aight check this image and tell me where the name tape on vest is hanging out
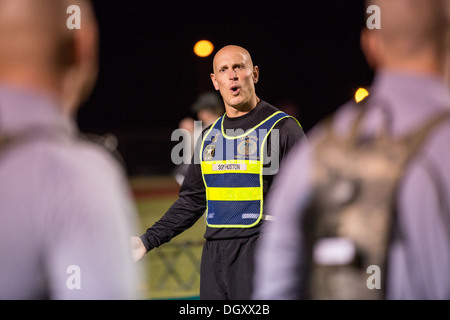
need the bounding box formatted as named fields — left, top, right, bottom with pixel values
left=212, top=163, right=248, bottom=171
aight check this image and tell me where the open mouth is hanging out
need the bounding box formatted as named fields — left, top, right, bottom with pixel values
left=230, top=85, right=241, bottom=95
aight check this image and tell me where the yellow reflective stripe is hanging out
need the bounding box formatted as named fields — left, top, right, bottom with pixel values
left=207, top=221, right=262, bottom=228
left=207, top=187, right=261, bottom=201
left=202, top=160, right=261, bottom=175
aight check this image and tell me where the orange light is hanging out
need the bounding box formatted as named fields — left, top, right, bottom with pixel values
left=355, top=87, right=369, bottom=103
left=194, top=40, right=214, bottom=57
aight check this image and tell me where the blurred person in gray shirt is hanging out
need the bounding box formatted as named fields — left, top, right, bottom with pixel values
left=253, top=0, right=450, bottom=300
left=0, top=0, right=143, bottom=299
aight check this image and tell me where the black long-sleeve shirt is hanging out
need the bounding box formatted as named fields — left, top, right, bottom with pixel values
left=140, top=100, right=307, bottom=251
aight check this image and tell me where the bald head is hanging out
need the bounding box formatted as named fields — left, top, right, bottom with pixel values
left=212, top=45, right=255, bottom=73
left=362, top=0, right=450, bottom=76
left=0, top=0, right=71, bottom=74
left=0, top=0, right=98, bottom=112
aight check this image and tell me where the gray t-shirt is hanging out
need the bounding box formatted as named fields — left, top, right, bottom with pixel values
left=0, top=85, right=143, bottom=299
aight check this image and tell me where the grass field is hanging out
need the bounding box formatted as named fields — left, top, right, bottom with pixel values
left=129, top=175, right=206, bottom=300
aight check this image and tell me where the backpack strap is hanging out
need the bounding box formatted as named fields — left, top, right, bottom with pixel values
left=400, top=111, right=450, bottom=162
left=345, top=96, right=450, bottom=165
left=0, top=125, right=70, bottom=162
left=0, top=135, right=12, bottom=150
left=0, top=133, right=25, bottom=161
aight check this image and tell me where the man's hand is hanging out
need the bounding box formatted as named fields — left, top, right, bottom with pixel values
left=130, top=236, right=147, bottom=262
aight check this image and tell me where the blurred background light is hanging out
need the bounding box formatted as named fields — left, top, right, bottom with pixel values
left=355, top=87, right=369, bottom=103
left=194, top=40, right=214, bottom=57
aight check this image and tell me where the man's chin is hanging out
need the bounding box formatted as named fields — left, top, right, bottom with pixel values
left=226, top=95, right=246, bottom=108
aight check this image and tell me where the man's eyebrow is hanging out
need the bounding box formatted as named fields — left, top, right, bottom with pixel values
left=217, top=64, right=229, bottom=70
left=232, top=63, right=245, bottom=68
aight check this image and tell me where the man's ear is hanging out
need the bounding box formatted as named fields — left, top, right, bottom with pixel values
left=210, top=73, right=219, bottom=90
left=252, top=66, right=259, bottom=84
left=360, top=28, right=382, bottom=70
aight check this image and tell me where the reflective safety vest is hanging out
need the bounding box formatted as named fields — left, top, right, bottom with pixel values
left=200, top=111, right=297, bottom=228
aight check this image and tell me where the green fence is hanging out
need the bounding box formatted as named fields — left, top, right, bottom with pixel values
left=148, top=240, right=204, bottom=299
left=131, top=175, right=206, bottom=300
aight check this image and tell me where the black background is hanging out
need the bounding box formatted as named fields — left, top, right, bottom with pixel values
left=77, top=0, right=374, bottom=175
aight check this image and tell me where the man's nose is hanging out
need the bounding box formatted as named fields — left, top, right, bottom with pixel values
left=228, top=70, right=238, bottom=80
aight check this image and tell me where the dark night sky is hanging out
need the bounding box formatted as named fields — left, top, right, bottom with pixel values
left=77, top=1, right=374, bottom=175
